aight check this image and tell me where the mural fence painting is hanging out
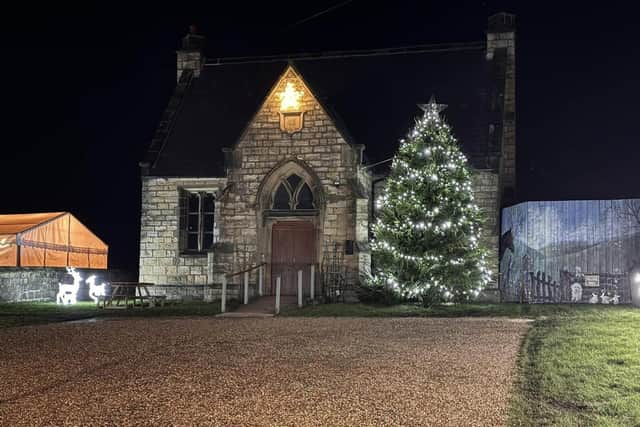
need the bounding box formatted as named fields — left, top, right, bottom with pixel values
left=500, top=199, right=640, bottom=304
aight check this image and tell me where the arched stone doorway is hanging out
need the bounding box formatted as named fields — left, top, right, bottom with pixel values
left=256, top=159, right=324, bottom=296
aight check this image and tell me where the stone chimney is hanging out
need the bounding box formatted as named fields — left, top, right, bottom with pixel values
left=487, top=12, right=516, bottom=207
left=176, top=24, right=206, bottom=82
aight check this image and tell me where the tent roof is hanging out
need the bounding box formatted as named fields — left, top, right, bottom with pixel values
left=0, top=212, right=66, bottom=235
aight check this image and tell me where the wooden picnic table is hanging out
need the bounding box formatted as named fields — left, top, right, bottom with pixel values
left=97, top=282, right=166, bottom=309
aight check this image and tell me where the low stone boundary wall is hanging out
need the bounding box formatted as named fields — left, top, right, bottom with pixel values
left=0, top=268, right=111, bottom=302
left=148, top=283, right=242, bottom=301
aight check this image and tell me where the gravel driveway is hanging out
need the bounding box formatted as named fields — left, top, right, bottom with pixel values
left=0, top=317, right=528, bottom=426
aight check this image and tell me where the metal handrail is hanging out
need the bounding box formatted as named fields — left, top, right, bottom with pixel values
left=225, top=262, right=266, bottom=278
left=219, top=262, right=317, bottom=314
left=220, top=262, right=267, bottom=312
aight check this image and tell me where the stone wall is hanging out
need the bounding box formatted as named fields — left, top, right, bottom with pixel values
left=487, top=13, right=517, bottom=205
left=0, top=268, right=109, bottom=302
left=176, top=51, right=203, bottom=82
left=472, top=170, right=500, bottom=288
left=146, top=283, right=242, bottom=301
left=355, top=166, right=372, bottom=277
left=139, top=177, right=227, bottom=286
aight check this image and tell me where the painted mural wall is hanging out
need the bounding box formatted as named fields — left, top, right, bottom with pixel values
left=500, top=199, right=640, bottom=304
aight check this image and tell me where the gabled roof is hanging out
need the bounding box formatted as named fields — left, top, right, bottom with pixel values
left=0, top=212, right=66, bottom=234
left=145, top=46, right=494, bottom=177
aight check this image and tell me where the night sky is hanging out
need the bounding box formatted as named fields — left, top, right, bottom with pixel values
left=2, top=2, right=639, bottom=273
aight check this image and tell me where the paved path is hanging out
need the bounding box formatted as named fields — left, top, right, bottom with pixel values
left=0, top=317, right=529, bottom=426
left=218, top=296, right=298, bottom=317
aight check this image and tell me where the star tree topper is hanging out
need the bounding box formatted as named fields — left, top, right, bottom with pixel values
left=418, top=95, right=447, bottom=122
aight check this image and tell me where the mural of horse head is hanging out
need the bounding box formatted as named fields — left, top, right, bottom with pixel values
left=499, top=228, right=515, bottom=261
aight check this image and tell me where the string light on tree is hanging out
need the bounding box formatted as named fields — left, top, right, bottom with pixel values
left=371, top=95, right=491, bottom=306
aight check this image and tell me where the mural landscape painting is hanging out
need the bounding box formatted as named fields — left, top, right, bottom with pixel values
left=500, top=199, right=640, bottom=303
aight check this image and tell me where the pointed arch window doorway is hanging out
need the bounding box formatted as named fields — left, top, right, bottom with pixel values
left=268, top=174, right=318, bottom=216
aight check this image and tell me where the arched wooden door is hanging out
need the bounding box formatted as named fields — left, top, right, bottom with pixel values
left=271, top=221, right=316, bottom=296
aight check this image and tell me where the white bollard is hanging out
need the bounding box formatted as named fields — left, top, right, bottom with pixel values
left=244, top=271, right=249, bottom=305
left=298, top=269, right=303, bottom=308
left=258, top=265, right=263, bottom=297
left=275, top=276, right=281, bottom=314
left=310, top=264, right=315, bottom=301
left=221, top=276, right=227, bottom=313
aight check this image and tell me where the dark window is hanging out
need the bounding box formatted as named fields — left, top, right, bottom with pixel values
left=188, top=212, right=199, bottom=231
left=286, top=174, right=302, bottom=191
left=203, top=232, right=214, bottom=250
left=273, top=183, right=291, bottom=210
left=203, top=194, right=215, bottom=212
left=188, top=194, right=199, bottom=212
left=203, top=214, right=215, bottom=230
left=202, top=192, right=215, bottom=250
left=272, top=174, right=315, bottom=211
left=180, top=190, right=217, bottom=252
left=187, top=233, right=199, bottom=251
left=296, top=183, right=314, bottom=209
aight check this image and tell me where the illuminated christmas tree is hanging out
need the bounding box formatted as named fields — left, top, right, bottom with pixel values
left=371, top=96, right=491, bottom=305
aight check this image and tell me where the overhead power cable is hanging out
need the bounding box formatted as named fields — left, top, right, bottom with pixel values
left=205, top=41, right=486, bottom=66
left=287, top=0, right=354, bottom=29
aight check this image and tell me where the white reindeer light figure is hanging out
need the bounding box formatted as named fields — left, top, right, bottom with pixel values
left=611, top=293, right=620, bottom=305
left=57, top=267, right=82, bottom=305
left=570, top=282, right=583, bottom=303
left=86, top=275, right=106, bottom=303
left=589, top=293, right=599, bottom=304
left=600, top=291, right=611, bottom=305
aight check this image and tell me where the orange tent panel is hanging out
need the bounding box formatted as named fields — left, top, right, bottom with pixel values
left=0, top=234, right=17, bottom=267
left=44, top=249, right=68, bottom=268
left=20, top=246, right=45, bottom=267
left=0, top=212, right=108, bottom=269
left=69, top=215, right=107, bottom=251
left=89, top=253, right=108, bottom=269
left=0, top=213, right=65, bottom=234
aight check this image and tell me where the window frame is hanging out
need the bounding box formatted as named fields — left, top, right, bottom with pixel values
left=266, top=174, right=318, bottom=217
left=179, top=188, right=218, bottom=254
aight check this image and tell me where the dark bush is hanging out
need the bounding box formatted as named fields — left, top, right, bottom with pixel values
left=420, top=286, right=445, bottom=308
left=355, top=282, right=401, bottom=306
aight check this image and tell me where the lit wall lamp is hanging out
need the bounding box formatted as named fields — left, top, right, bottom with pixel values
left=279, top=82, right=302, bottom=111
left=278, top=81, right=306, bottom=134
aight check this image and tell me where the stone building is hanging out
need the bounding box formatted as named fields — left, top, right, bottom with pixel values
left=138, top=13, right=516, bottom=299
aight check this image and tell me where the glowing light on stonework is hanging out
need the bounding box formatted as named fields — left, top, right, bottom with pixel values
left=57, top=267, right=82, bottom=305
left=279, top=82, right=303, bottom=111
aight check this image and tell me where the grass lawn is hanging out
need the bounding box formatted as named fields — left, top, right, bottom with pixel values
left=0, top=300, right=226, bottom=328
left=510, top=307, right=640, bottom=426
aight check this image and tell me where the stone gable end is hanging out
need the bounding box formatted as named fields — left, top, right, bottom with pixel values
left=234, top=66, right=353, bottom=200
left=219, top=65, right=368, bottom=279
